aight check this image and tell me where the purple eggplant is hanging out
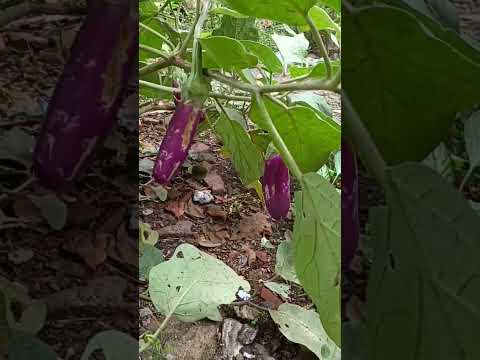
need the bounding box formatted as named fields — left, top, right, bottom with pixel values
left=153, top=102, right=204, bottom=184
left=263, top=155, right=290, bottom=219
left=341, top=140, right=360, bottom=270
left=33, top=0, right=138, bottom=189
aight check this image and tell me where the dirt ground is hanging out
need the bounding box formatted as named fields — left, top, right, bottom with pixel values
left=138, top=90, right=341, bottom=359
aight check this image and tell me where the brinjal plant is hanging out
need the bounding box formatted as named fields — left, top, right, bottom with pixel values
left=139, top=0, right=342, bottom=356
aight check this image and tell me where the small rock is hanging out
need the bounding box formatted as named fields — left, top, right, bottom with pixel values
left=234, top=305, right=260, bottom=321
left=237, top=290, right=251, bottom=301
left=193, top=190, right=214, bottom=204
left=238, top=325, right=258, bottom=345
left=142, top=208, right=153, bottom=216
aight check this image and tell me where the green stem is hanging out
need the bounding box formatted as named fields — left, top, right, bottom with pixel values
left=459, top=165, right=475, bottom=192
left=254, top=92, right=303, bottom=181
left=139, top=281, right=198, bottom=354
left=140, top=22, right=175, bottom=50
left=304, top=12, right=332, bottom=78
left=342, top=90, right=387, bottom=188
left=140, top=80, right=250, bottom=101
left=139, top=44, right=169, bottom=59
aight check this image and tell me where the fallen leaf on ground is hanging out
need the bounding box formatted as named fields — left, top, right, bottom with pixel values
left=62, top=231, right=110, bottom=270
left=165, top=191, right=191, bottom=218
left=107, top=222, right=137, bottom=267
left=202, top=224, right=230, bottom=246
left=204, top=171, right=226, bottom=194
left=256, top=251, right=270, bottom=263
left=241, top=245, right=256, bottom=266
left=44, top=276, right=127, bottom=314
left=196, top=234, right=223, bottom=248
left=231, top=213, right=272, bottom=242
left=8, top=248, right=34, bottom=265
left=189, top=142, right=210, bottom=154
left=157, top=220, right=193, bottom=238
left=206, top=205, right=227, bottom=221
left=185, top=198, right=204, bottom=218
left=142, top=208, right=153, bottom=216
left=260, top=287, right=283, bottom=309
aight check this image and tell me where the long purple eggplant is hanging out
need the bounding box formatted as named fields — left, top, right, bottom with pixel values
left=153, top=102, right=204, bottom=184
left=342, top=140, right=360, bottom=270
left=263, top=155, right=290, bottom=220
left=33, top=0, right=138, bottom=189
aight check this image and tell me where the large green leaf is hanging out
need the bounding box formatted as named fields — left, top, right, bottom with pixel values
left=250, top=98, right=340, bottom=173
left=219, top=0, right=318, bottom=25
left=318, top=0, right=341, bottom=13
left=343, top=5, right=480, bottom=164
left=367, top=163, right=480, bottom=359
left=270, top=304, right=340, bottom=359
left=212, top=15, right=259, bottom=41
left=200, top=36, right=258, bottom=69
left=149, top=244, right=251, bottom=322
left=293, top=173, right=340, bottom=346
left=81, top=331, right=137, bottom=360
left=139, top=0, right=158, bottom=21
left=215, top=108, right=263, bottom=184
left=300, top=6, right=340, bottom=32
left=289, top=59, right=341, bottom=79
left=8, top=335, right=57, bottom=360
left=241, top=40, right=284, bottom=74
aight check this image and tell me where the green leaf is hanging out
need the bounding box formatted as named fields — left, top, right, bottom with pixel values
left=139, top=0, right=159, bottom=21
left=318, top=0, right=341, bottom=13
left=250, top=97, right=340, bottom=173
left=212, top=16, right=259, bottom=41
left=264, top=281, right=291, bottom=298
left=139, top=221, right=159, bottom=248
left=464, top=110, right=480, bottom=167
left=200, top=36, right=258, bottom=69
left=0, top=276, right=46, bottom=336
left=269, top=304, right=341, bottom=359
left=301, top=6, right=339, bottom=32
left=211, top=7, right=249, bottom=18
left=343, top=5, right=480, bottom=164
left=272, top=33, right=309, bottom=66
left=8, top=335, right=57, bottom=360
left=422, top=142, right=454, bottom=182
left=288, top=91, right=332, bottom=117
left=219, top=0, right=318, bottom=25
left=81, top=330, right=137, bottom=360
left=368, top=163, right=480, bottom=359
left=0, top=128, right=35, bottom=168
left=28, top=194, right=67, bottom=231
left=215, top=108, right=263, bottom=184
left=149, top=244, right=251, bottom=322
left=294, top=173, right=340, bottom=346
left=289, top=60, right=341, bottom=80
left=140, top=244, right=164, bottom=281
left=241, top=40, right=284, bottom=74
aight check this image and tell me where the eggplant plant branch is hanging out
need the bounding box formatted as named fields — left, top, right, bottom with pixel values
left=342, top=90, right=387, bottom=188
left=254, top=92, right=304, bottom=181
left=139, top=80, right=251, bottom=101
left=304, top=12, right=332, bottom=78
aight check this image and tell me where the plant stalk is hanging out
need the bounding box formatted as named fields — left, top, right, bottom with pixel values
left=342, top=90, right=387, bottom=188
left=254, top=92, right=303, bottom=181
left=304, top=12, right=332, bottom=78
